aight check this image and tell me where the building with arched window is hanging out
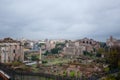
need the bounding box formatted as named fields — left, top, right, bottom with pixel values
left=63, top=38, right=100, bottom=55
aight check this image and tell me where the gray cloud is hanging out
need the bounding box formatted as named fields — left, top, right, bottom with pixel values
left=0, top=0, right=120, bottom=41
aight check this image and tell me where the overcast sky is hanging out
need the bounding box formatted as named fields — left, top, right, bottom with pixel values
left=0, top=0, right=120, bottom=41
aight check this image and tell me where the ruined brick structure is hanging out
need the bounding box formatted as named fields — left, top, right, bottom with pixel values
left=0, top=38, right=24, bottom=63
left=106, top=36, right=120, bottom=47
left=63, top=38, right=100, bottom=55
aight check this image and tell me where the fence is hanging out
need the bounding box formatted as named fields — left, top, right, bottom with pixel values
left=0, top=63, right=83, bottom=80
left=1, top=63, right=119, bottom=80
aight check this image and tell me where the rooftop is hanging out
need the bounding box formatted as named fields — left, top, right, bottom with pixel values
left=0, top=37, right=20, bottom=43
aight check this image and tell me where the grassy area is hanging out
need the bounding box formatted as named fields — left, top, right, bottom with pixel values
left=30, top=64, right=40, bottom=72
left=43, top=57, right=70, bottom=66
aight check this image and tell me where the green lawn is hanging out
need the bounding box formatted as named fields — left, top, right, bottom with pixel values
left=43, top=57, right=70, bottom=66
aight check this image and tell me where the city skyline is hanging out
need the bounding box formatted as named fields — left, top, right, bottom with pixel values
left=0, top=0, right=120, bottom=41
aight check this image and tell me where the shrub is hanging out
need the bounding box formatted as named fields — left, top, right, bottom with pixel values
left=12, top=61, right=22, bottom=67
left=70, top=71, right=75, bottom=77
left=42, top=60, right=48, bottom=64
left=63, top=71, right=67, bottom=77
left=77, top=72, right=81, bottom=77
left=104, top=67, right=110, bottom=73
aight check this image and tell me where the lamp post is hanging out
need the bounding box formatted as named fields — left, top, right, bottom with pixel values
left=39, top=47, right=42, bottom=64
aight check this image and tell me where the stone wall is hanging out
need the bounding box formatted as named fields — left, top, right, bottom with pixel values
left=0, top=38, right=24, bottom=63
left=63, top=38, right=100, bottom=55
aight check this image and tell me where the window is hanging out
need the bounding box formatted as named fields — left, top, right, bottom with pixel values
left=86, top=41, right=88, bottom=44
left=13, top=49, right=15, bottom=53
left=90, top=42, right=92, bottom=44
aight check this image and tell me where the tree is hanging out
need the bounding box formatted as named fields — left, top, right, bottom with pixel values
left=104, top=67, right=110, bottom=73
left=55, top=43, right=65, bottom=48
left=102, top=74, right=117, bottom=80
left=106, top=46, right=120, bottom=69
left=100, top=42, right=107, bottom=48
left=96, top=48, right=105, bottom=57
left=51, top=48, right=61, bottom=54
left=38, top=43, right=45, bottom=47
left=63, top=71, right=67, bottom=77
left=83, top=51, right=93, bottom=56
left=31, top=55, right=39, bottom=61
left=44, top=50, right=49, bottom=55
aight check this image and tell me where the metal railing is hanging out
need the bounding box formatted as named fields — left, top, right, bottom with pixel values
left=1, top=63, right=119, bottom=80
left=0, top=63, right=83, bottom=80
